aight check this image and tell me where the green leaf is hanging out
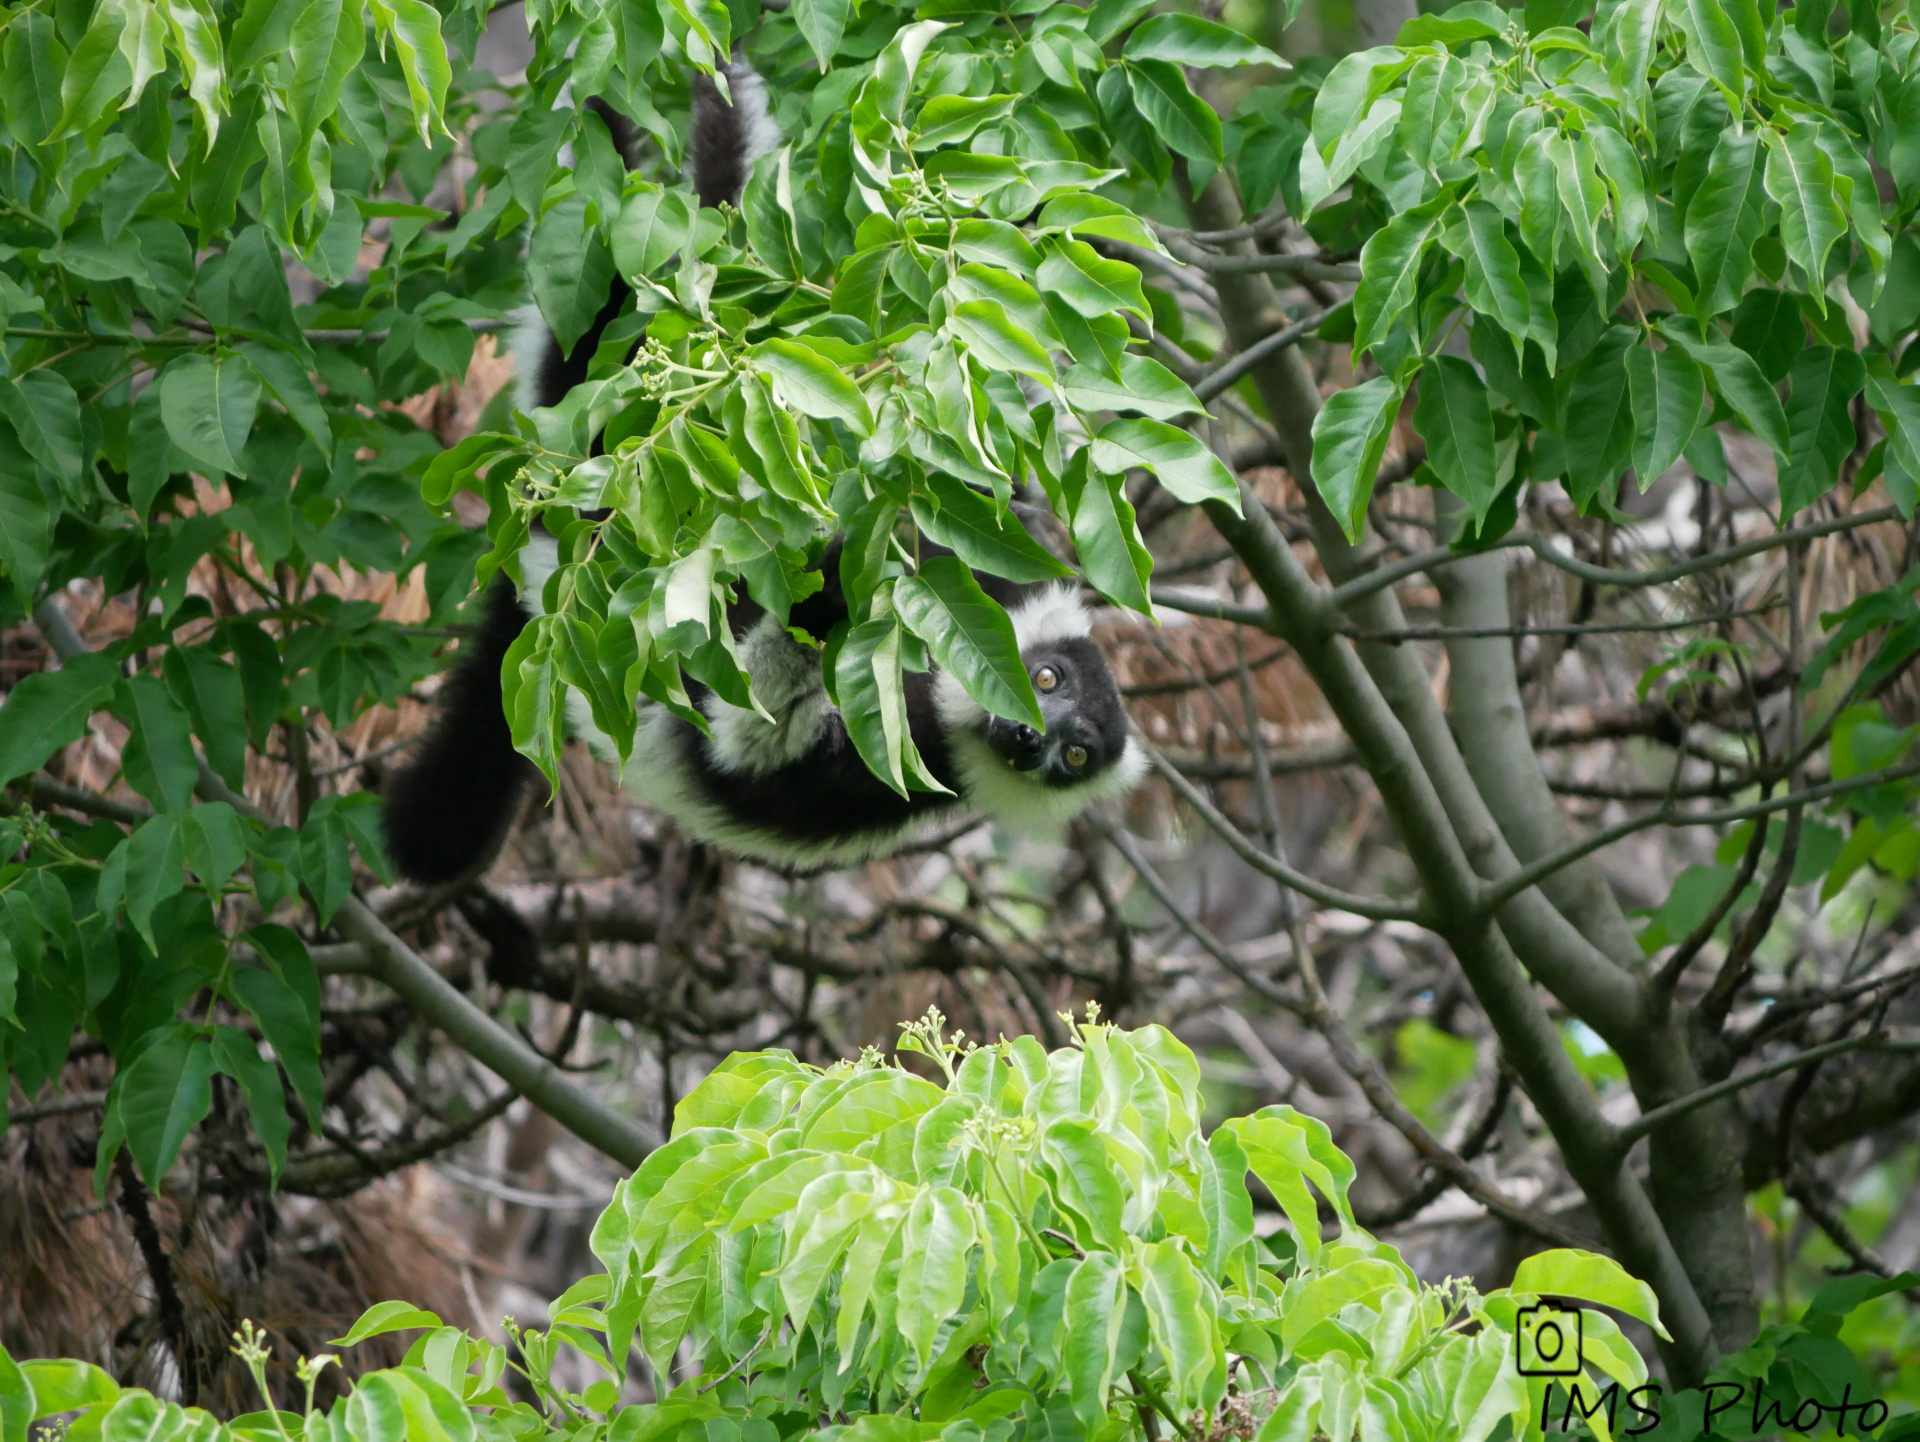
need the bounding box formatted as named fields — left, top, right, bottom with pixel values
left=0, top=372, right=84, bottom=488
left=612, top=186, right=695, bottom=280
left=1684, top=128, right=1767, bottom=317
left=163, top=645, right=248, bottom=791
left=0, top=653, right=118, bottom=786
left=1763, top=126, right=1849, bottom=309
left=331, top=1301, right=444, bottom=1347
left=2, top=11, right=67, bottom=145
left=1413, top=356, right=1499, bottom=526
left=118, top=1029, right=216, bottom=1187
left=158, top=353, right=262, bottom=479
left=1511, top=1249, right=1671, bottom=1339
left=367, top=0, right=450, bottom=142
left=1090, top=418, right=1239, bottom=510
left=910, top=480, right=1073, bottom=584
left=1124, top=59, right=1222, bottom=166
left=1669, top=0, right=1744, bottom=99
left=948, top=301, right=1057, bottom=382
left=211, top=1023, right=290, bottom=1186
left=119, top=674, right=198, bottom=813
left=1352, top=200, right=1444, bottom=357
left=1061, top=453, right=1152, bottom=612
left=230, top=931, right=324, bottom=1129
left=1063, top=1253, right=1128, bottom=1426
left=287, top=0, right=362, bottom=143
left=163, top=0, right=227, bottom=145
left=529, top=194, right=617, bottom=360
left=55, top=0, right=131, bottom=141
left=740, top=374, right=828, bottom=516
left=1561, top=327, right=1637, bottom=511
left=834, top=613, right=937, bottom=799
left=894, top=1186, right=972, bottom=1366
left=119, top=812, right=187, bottom=946
left=1626, top=345, right=1705, bottom=488
left=792, top=0, right=848, bottom=67
left=299, top=798, right=354, bottom=923
left=1779, top=345, right=1866, bottom=519
left=1037, top=194, right=1166, bottom=255
left=1122, top=13, right=1282, bottom=68
left=895, top=557, right=1042, bottom=729
left=1037, top=240, right=1151, bottom=324
left=1060, top=354, right=1203, bottom=422
left=0, top=460, right=50, bottom=589
left=755, top=338, right=873, bottom=434
left=236, top=342, right=331, bottom=453
left=1309, top=376, right=1401, bottom=543
left=1442, top=200, right=1530, bottom=346
left=874, top=19, right=946, bottom=123
left=1656, top=318, right=1791, bottom=458
left=913, top=93, right=1018, bottom=150
left=1138, top=1241, right=1215, bottom=1410
left=182, top=801, right=247, bottom=897
left=506, top=104, right=572, bottom=220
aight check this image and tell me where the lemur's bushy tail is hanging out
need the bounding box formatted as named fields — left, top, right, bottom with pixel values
left=383, top=577, right=535, bottom=885
left=688, top=58, right=781, bottom=209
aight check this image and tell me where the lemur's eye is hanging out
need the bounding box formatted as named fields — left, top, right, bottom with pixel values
left=1035, top=666, right=1060, bottom=692
left=1065, top=744, right=1088, bottom=768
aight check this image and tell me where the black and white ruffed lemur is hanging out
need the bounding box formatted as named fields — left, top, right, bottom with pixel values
left=381, top=58, right=1145, bottom=882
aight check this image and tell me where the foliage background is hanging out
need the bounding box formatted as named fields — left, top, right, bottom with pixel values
left=6, top=0, right=1920, bottom=1417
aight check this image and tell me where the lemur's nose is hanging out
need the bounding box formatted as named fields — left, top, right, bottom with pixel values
left=998, top=718, right=1044, bottom=768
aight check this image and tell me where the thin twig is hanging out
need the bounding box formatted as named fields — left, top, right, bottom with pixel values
left=1609, top=1033, right=1920, bottom=1152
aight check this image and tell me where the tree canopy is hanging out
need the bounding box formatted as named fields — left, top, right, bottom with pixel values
left=6, top=0, right=1920, bottom=1409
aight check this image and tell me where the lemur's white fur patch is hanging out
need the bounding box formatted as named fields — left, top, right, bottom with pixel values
left=948, top=726, right=1147, bottom=834
left=508, top=302, right=551, bottom=422
left=685, top=62, right=783, bottom=200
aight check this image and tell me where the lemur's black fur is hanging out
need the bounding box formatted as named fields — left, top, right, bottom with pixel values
left=383, top=576, right=534, bottom=884
left=383, top=57, right=1142, bottom=883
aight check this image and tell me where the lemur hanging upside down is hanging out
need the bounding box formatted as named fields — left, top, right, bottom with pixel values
left=381, top=59, right=1144, bottom=881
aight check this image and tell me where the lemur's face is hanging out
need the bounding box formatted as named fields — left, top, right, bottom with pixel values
left=984, top=636, right=1131, bottom=789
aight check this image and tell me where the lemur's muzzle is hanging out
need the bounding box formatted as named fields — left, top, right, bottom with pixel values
left=986, top=717, right=1046, bottom=771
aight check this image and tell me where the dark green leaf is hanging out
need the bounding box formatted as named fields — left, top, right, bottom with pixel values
left=211, top=1023, right=291, bottom=1186
left=158, top=354, right=263, bottom=479
left=1123, top=14, right=1282, bottom=68
left=119, top=675, right=198, bottom=813
left=1780, top=345, right=1866, bottom=518
left=1062, top=451, right=1152, bottom=611
left=118, top=1028, right=216, bottom=1187
left=1090, top=418, right=1239, bottom=510
left=895, top=557, right=1042, bottom=729
left=163, top=646, right=249, bottom=791
left=0, top=372, right=84, bottom=488
left=1308, top=376, right=1401, bottom=543
left=1683, top=128, right=1766, bottom=316
left=1124, top=59, right=1222, bottom=166
left=529, top=194, right=617, bottom=359
left=1414, top=357, right=1500, bottom=525
left=1352, top=200, right=1445, bottom=358
left=0, top=654, right=119, bottom=787
left=1561, top=327, right=1637, bottom=511
left=1626, top=345, right=1705, bottom=488
left=910, top=480, right=1073, bottom=584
